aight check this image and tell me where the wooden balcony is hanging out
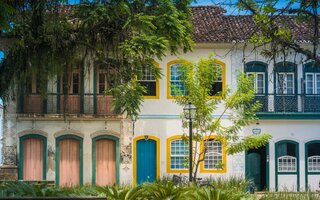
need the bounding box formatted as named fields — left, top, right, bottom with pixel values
left=19, top=94, right=114, bottom=115
left=23, top=95, right=43, bottom=114
left=60, top=95, right=81, bottom=114
left=97, top=95, right=113, bottom=114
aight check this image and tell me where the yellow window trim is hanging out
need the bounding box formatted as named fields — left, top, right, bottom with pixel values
left=166, top=60, right=226, bottom=99
left=133, top=135, right=160, bottom=186
left=141, top=61, right=160, bottom=99
left=200, top=135, right=227, bottom=173
left=166, top=135, right=189, bottom=173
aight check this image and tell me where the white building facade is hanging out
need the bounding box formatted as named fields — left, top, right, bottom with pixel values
left=0, top=6, right=319, bottom=192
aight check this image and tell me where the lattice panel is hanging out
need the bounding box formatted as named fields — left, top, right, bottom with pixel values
left=274, top=96, right=298, bottom=112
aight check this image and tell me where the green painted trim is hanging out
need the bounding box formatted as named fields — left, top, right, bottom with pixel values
left=245, top=61, right=268, bottom=72
left=275, top=140, right=300, bottom=192
left=274, top=62, right=298, bottom=94
left=274, top=62, right=297, bottom=72
left=80, top=64, right=84, bottom=114
left=245, top=61, right=268, bottom=95
left=304, top=62, right=320, bottom=73
left=57, top=76, right=61, bottom=113
left=19, top=134, right=47, bottom=180
left=92, top=135, right=120, bottom=185
left=93, top=65, right=97, bottom=114
left=305, top=140, right=320, bottom=191
left=266, top=143, right=269, bottom=190
left=257, top=113, right=320, bottom=119
left=244, top=143, right=270, bottom=190
left=55, top=134, right=83, bottom=186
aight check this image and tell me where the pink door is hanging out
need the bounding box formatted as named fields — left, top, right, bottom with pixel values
left=59, top=139, right=80, bottom=187
left=96, top=139, right=116, bottom=186
left=23, top=138, right=43, bottom=180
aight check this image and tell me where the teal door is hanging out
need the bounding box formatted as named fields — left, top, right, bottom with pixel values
left=247, top=153, right=261, bottom=190
left=136, top=139, right=156, bottom=184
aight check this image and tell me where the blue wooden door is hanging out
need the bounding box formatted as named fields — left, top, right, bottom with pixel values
left=136, top=139, right=156, bottom=184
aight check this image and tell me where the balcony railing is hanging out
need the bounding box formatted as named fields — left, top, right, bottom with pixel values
left=254, top=94, right=320, bottom=119
left=20, top=93, right=114, bottom=115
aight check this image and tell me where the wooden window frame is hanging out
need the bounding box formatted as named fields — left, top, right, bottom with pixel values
left=200, top=136, right=226, bottom=173
left=276, top=72, right=295, bottom=95
left=137, top=62, right=160, bottom=99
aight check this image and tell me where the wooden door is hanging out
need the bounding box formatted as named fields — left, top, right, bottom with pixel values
left=59, top=139, right=80, bottom=187
left=247, top=153, right=261, bottom=190
left=23, top=138, right=43, bottom=180
left=136, top=139, right=156, bottom=184
left=95, top=139, right=116, bottom=186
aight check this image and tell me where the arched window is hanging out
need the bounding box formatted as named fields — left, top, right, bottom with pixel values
left=167, top=60, right=226, bottom=99
left=167, top=136, right=189, bottom=173
left=274, top=62, right=297, bottom=95
left=306, top=142, right=320, bottom=172
left=200, top=136, right=226, bottom=173
left=275, top=140, right=298, bottom=173
left=167, top=61, right=187, bottom=98
left=245, top=61, right=268, bottom=95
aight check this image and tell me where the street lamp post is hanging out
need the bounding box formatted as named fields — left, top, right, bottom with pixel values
left=183, top=102, right=197, bottom=183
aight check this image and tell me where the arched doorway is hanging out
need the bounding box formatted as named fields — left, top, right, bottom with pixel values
left=56, top=135, right=83, bottom=187
left=19, top=134, right=47, bottom=180
left=92, top=135, right=120, bottom=186
left=133, top=136, right=160, bottom=185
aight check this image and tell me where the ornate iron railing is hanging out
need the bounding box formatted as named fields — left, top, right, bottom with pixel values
left=254, top=94, right=320, bottom=113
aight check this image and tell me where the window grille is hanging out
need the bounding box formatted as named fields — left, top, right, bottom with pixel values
left=170, top=63, right=187, bottom=96
left=170, top=139, right=188, bottom=169
left=278, top=155, right=296, bottom=172
left=204, top=139, right=223, bottom=169
left=308, top=156, right=320, bottom=172
left=137, top=65, right=157, bottom=96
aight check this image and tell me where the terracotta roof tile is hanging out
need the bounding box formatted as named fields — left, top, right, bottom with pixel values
left=191, top=6, right=317, bottom=43
left=57, top=5, right=316, bottom=43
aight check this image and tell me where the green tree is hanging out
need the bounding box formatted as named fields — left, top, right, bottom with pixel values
left=175, top=54, right=272, bottom=180
left=0, top=0, right=194, bottom=119
left=0, top=1, right=15, bottom=31
left=237, top=0, right=319, bottom=64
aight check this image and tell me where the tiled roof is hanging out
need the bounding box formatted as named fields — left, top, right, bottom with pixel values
left=57, top=5, right=316, bottom=43
left=191, top=6, right=316, bottom=43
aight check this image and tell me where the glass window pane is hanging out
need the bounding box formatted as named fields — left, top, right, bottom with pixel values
left=138, top=65, right=157, bottom=96
left=257, top=74, right=264, bottom=94
left=170, top=139, right=188, bottom=170
left=306, top=74, right=314, bottom=94
left=72, top=73, right=79, bottom=94
left=286, top=74, right=294, bottom=94
left=316, top=74, right=320, bottom=94
left=204, top=139, right=223, bottom=169
left=170, top=64, right=187, bottom=96
left=277, top=74, right=285, bottom=94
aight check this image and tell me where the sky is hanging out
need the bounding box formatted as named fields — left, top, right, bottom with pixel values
left=66, top=0, right=301, bottom=15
